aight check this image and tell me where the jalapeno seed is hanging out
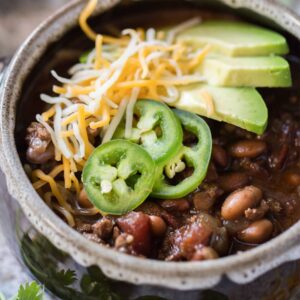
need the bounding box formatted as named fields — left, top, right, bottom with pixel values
left=221, top=186, right=263, bottom=220
left=237, top=219, right=273, bottom=244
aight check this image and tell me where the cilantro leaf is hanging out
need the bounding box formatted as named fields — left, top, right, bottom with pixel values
left=16, top=282, right=43, bottom=300
left=0, top=293, right=6, bottom=300
left=55, top=269, right=77, bottom=286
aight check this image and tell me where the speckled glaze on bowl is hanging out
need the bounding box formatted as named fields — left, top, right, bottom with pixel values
left=1, top=0, right=300, bottom=296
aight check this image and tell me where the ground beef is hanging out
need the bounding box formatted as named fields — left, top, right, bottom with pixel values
left=25, top=122, right=54, bottom=164
left=27, top=85, right=300, bottom=261
left=244, top=200, right=269, bottom=221
left=92, top=218, right=114, bottom=240
left=159, top=215, right=213, bottom=261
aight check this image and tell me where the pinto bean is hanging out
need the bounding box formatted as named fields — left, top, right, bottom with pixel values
left=193, top=191, right=215, bottom=211
left=212, top=144, right=229, bottom=168
left=78, top=189, right=93, bottom=208
left=205, top=163, right=219, bottom=182
left=191, top=246, right=219, bottom=261
left=229, top=140, right=267, bottom=158
left=283, top=171, right=300, bottom=187
left=223, top=219, right=250, bottom=235
left=218, top=172, right=250, bottom=193
left=137, top=201, right=180, bottom=228
left=192, top=185, right=223, bottom=211
left=210, top=227, right=229, bottom=256
left=237, top=219, right=273, bottom=244
left=160, top=199, right=190, bottom=212
left=149, top=215, right=167, bottom=237
left=221, top=186, right=263, bottom=220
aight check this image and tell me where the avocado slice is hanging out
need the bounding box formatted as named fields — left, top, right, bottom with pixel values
left=172, top=84, right=268, bottom=134
left=177, top=20, right=289, bottom=57
left=200, top=56, right=292, bottom=87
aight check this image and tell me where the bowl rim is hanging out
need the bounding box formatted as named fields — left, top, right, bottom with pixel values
left=1, top=0, right=300, bottom=290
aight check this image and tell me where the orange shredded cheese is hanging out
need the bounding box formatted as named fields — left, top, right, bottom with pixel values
left=61, top=130, right=74, bottom=138
left=188, top=44, right=212, bottom=70
left=70, top=172, right=81, bottom=195
left=33, top=169, right=70, bottom=209
left=33, top=165, right=64, bottom=190
left=42, top=106, right=56, bottom=122
left=89, top=102, right=110, bottom=129
left=201, top=90, right=215, bottom=117
left=53, top=85, right=66, bottom=95
left=52, top=203, right=75, bottom=227
left=32, top=5, right=208, bottom=212
left=63, top=155, right=72, bottom=189
left=79, top=0, right=98, bottom=40
left=95, top=34, right=103, bottom=69
left=78, top=105, right=94, bottom=157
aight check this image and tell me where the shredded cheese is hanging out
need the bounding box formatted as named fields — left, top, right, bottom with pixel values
left=41, top=28, right=206, bottom=156
left=31, top=0, right=211, bottom=214
left=52, top=203, right=75, bottom=227
left=63, top=155, right=72, bottom=189
left=32, top=169, right=70, bottom=210
left=79, top=0, right=98, bottom=40
left=42, top=106, right=56, bottom=122
left=70, top=172, right=81, bottom=195
left=201, top=90, right=215, bottom=117
left=33, top=164, right=64, bottom=190
left=95, top=34, right=104, bottom=69
left=188, top=44, right=212, bottom=70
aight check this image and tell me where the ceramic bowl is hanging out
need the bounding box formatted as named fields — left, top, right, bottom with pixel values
left=1, top=0, right=300, bottom=299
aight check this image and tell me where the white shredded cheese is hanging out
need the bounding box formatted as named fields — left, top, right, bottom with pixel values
left=37, top=18, right=210, bottom=164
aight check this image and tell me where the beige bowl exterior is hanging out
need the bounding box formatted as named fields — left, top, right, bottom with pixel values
left=1, top=0, right=300, bottom=290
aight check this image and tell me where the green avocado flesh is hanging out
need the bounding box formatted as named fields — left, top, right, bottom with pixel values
left=200, top=56, right=292, bottom=87
left=177, top=20, right=289, bottom=57
left=172, top=84, right=268, bottom=135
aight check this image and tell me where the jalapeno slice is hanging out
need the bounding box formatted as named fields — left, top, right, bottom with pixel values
left=82, top=140, right=156, bottom=215
left=151, top=109, right=212, bottom=199
left=114, top=100, right=183, bottom=166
